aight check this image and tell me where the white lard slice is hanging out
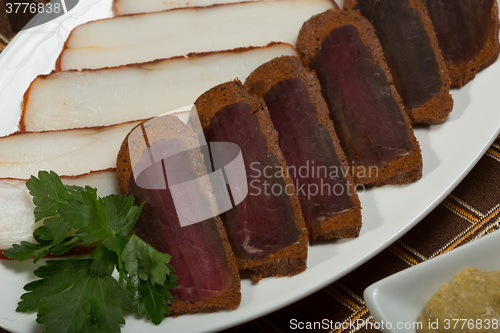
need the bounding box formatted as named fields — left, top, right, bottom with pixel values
left=23, top=44, right=297, bottom=131
left=114, top=0, right=259, bottom=15
left=0, top=122, right=139, bottom=180
left=0, top=171, right=120, bottom=250
left=57, top=0, right=334, bottom=70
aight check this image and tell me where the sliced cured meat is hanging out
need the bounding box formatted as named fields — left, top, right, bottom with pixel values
left=114, top=0, right=257, bottom=15
left=0, top=122, right=139, bottom=179
left=245, top=56, right=362, bottom=242
left=57, top=0, right=336, bottom=70
left=0, top=171, right=120, bottom=252
left=195, top=81, right=308, bottom=279
left=116, top=115, right=240, bottom=314
left=345, top=0, right=453, bottom=125
left=297, top=10, right=423, bottom=186
left=205, top=103, right=299, bottom=257
left=421, top=0, right=500, bottom=87
left=22, top=44, right=297, bottom=131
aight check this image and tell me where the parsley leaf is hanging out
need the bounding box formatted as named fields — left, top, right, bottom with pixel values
left=20, top=259, right=131, bottom=333
left=4, top=241, right=44, bottom=262
left=122, top=235, right=173, bottom=286
left=127, top=275, right=174, bottom=325
left=90, top=243, right=119, bottom=277
left=25, top=170, right=81, bottom=222
left=4, top=171, right=178, bottom=332
left=57, top=191, right=142, bottom=245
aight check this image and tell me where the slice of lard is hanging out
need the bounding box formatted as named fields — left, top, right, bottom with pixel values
left=57, top=0, right=336, bottom=71
left=23, top=44, right=297, bottom=131
left=114, top=0, right=259, bottom=15
left=0, top=122, right=139, bottom=180
left=0, top=171, right=119, bottom=250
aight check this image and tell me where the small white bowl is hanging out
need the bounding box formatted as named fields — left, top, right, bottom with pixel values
left=364, top=230, right=500, bottom=333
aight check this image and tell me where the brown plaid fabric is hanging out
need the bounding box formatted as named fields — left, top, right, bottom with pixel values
left=0, top=8, right=499, bottom=333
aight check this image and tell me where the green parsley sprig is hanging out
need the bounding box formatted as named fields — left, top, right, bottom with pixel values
left=3, top=171, right=178, bottom=333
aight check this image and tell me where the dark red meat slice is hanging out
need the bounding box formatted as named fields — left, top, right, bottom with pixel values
left=203, top=102, right=299, bottom=260
left=129, top=139, right=236, bottom=303
left=310, top=24, right=413, bottom=168
left=355, top=0, right=442, bottom=110
left=263, top=77, right=353, bottom=226
left=422, top=0, right=496, bottom=64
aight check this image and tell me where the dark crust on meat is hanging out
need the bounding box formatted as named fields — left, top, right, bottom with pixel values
left=116, top=126, right=136, bottom=195
left=194, top=80, right=309, bottom=280
left=344, top=0, right=453, bottom=125
left=116, top=117, right=241, bottom=315
left=446, top=0, right=500, bottom=87
left=296, top=9, right=423, bottom=186
left=345, top=0, right=500, bottom=87
left=244, top=55, right=362, bottom=243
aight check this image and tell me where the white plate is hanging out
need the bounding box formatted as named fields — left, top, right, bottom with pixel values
left=1, top=1, right=500, bottom=332
left=364, top=229, right=500, bottom=333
